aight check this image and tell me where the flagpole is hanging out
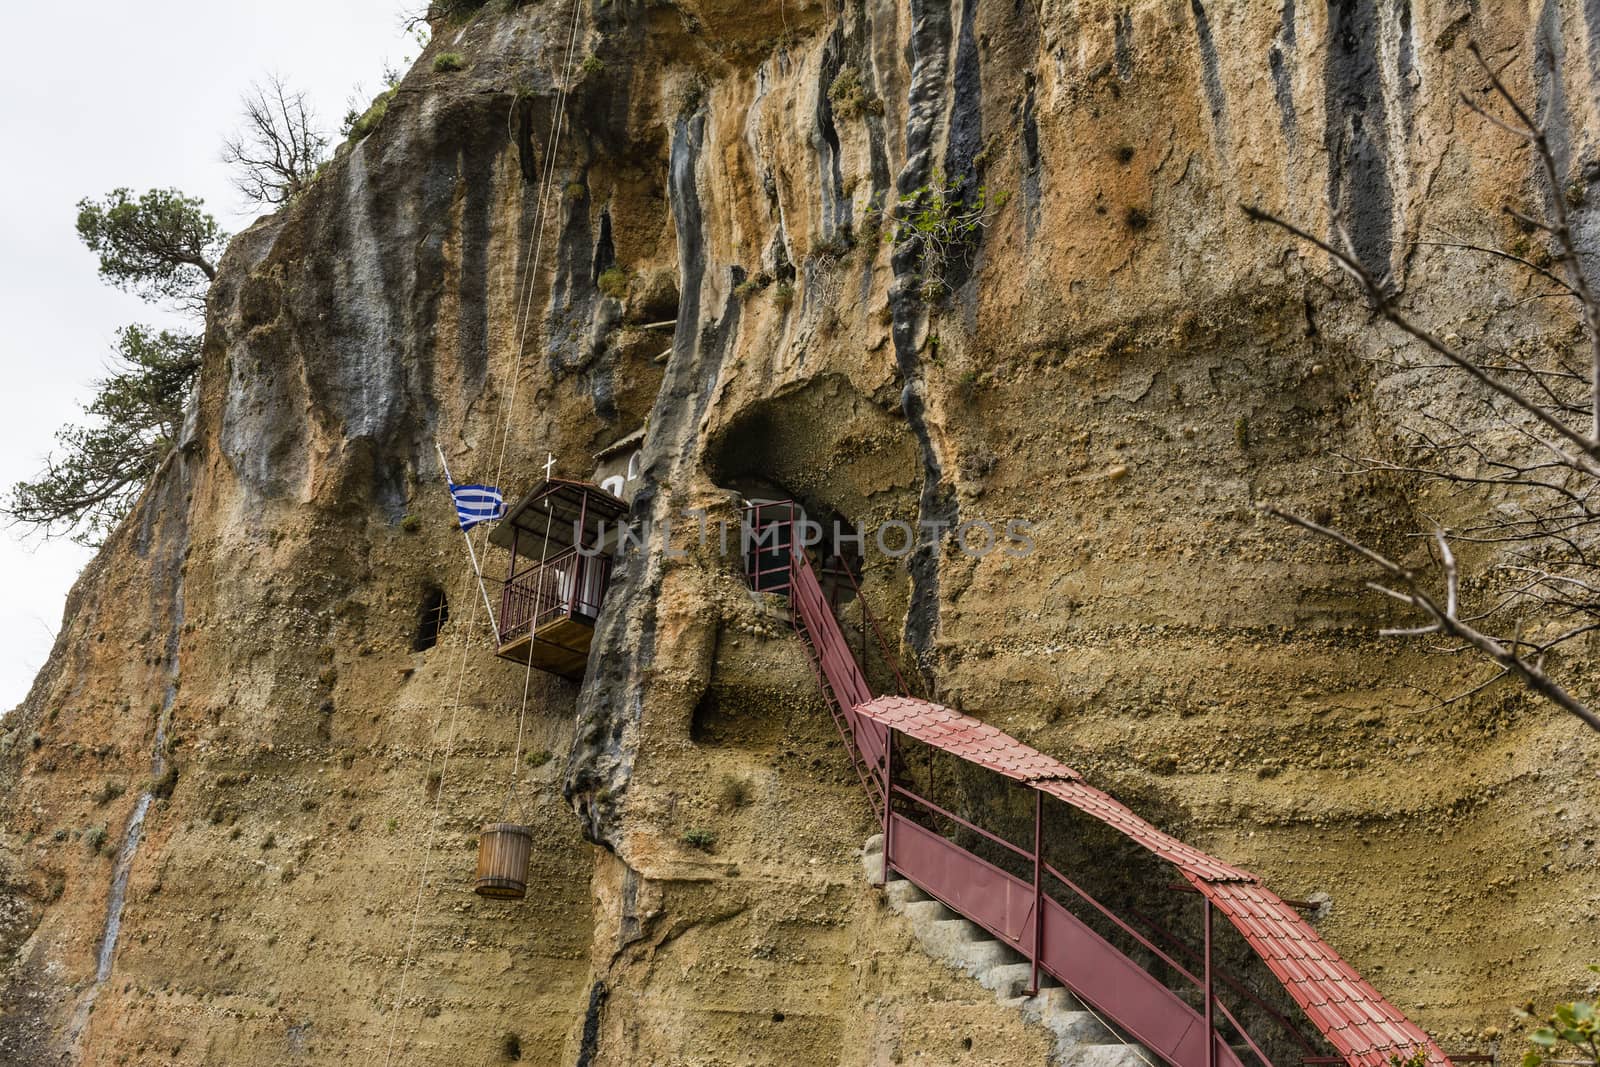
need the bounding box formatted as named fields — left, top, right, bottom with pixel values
left=436, top=440, right=501, bottom=638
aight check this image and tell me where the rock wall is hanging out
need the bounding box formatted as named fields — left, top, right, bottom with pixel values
left=3, top=0, right=1599, bottom=1064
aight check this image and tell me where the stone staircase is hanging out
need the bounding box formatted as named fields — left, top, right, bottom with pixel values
left=863, top=834, right=1156, bottom=1067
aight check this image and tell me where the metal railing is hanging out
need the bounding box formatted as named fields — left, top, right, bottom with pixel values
left=735, top=502, right=1465, bottom=1067
left=496, top=546, right=612, bottom=644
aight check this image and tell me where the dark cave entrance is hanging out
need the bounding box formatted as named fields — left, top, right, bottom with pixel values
left=413, top=586, right=449, bottom=652
left=703, top=377, right=926, bottom=698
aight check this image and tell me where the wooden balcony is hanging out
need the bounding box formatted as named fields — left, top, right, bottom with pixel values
left=486, top=477, right=628, bottom=680
left=494, top=547, right=613, bottom=679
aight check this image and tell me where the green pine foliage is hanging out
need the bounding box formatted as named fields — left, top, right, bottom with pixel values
left=13, top=185, right=223, bottom=542
left=74, top=188, right=225, bottom=313
left=4, top=327, right=202, bottom=544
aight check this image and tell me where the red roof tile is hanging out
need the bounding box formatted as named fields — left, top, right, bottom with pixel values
left=852, top=695, right=1448, bottom=1067
left=856, top=695, right=1084, bottom=784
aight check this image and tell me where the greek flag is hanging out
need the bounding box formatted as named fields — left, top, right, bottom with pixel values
left=450, top=483, right=506, bottom=530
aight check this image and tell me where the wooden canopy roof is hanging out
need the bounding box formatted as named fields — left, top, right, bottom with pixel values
left=488, top=477, right=628, bottom=553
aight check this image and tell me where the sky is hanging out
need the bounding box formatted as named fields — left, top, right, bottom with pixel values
left=0, top=2, right=421, bottom=711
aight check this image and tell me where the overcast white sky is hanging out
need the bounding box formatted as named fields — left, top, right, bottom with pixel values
left=0, top=2, right=420, bottom=711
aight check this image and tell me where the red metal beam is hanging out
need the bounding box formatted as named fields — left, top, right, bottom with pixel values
left=735, top=502, right=1451, bottom=1067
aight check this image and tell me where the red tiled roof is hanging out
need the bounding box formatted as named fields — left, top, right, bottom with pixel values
left=851, top=694, right=1448, bottom=1067
left=857, top=695, right=1083, bottom=783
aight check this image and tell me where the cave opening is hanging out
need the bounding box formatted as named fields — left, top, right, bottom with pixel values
left=704, top=410, right=869, bottom=589
left=412, top=587, right=449, bottom=652
left=702, top=377, right=925, bottom=697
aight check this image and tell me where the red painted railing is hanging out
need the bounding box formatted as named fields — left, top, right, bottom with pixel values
left=497, top=546, right=612, bottom=643
left=739, top=501, right=1453, bottom=1067
left=746, top=501, right=886, bottom=821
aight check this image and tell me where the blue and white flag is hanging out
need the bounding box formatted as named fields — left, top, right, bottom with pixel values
left=450, top=483, right=507, bottom=530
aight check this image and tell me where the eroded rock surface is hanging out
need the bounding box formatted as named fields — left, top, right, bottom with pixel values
left=3, top=1, right=1599, bottom=1064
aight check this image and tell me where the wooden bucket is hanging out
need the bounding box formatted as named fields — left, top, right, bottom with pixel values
left=474, top=823, right=532, bottom=899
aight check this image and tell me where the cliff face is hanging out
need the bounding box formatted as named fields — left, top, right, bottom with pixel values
left=4, top=1, right=1600, bottom=1064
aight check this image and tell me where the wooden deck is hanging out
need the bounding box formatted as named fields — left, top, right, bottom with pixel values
left=495, top=614, right=597, bottom=680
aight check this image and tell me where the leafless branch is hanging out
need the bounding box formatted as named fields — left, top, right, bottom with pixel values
left=1467, top=41, right=1600, bottom=441
left=1238, top=48, right=1600, bottom=733
left=1261, top=506, right=1600, bottom=732
left=1240, top=203, right=1600, bottom=472
left=221, top=74, right=329, bottom=206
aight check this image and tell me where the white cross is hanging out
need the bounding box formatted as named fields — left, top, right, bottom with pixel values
left=543, top=452, right=557, bottom=481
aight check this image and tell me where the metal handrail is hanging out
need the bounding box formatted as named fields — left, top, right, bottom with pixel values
left=835, top=550, right=912, bottom=697
left=508, top=543, right=583, bottom=585
left=1049, top=854, right=1278, bottom=1067
left=734, top=500, right=1366, bottom=1067
left=1042, top=860, right=1202, bottom=985
left=891, top=783, right=1036, bottom=862
left=497, top=547, right=610, bottom=643
left=1128, top=904, right=1319, bottom=1058
left=892, top=763, right=1283, bottom=1067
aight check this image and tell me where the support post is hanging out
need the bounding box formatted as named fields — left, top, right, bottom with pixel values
left=1204, top=896, right=1216, bottom=1067
left=879, top=729, right=894, bottom=888
left=1029, top=788, right=1043, bottom=996
left=436, top=441, right=501, bottom=638
left=570, top=491, right=588, bottom=616
left=860, top=594, right=868, bottom=676
left=506, top=527, right=519, bottom=634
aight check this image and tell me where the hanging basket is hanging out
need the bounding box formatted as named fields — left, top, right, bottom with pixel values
left=474, top=822, right=533, bottom=899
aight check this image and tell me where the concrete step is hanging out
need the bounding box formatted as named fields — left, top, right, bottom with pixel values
left=1026, top=986, right=1084, bottom=1016
left=859, top=846, right=888, bottom=883
left=980, top=961, right=1038, bottom=999
left=1034, top=1005, right=1118, bottom=1048
left=910, top=917, right=981, bottom=962
left=943, top=933, right=1022, bottom=978
left=861, top=835, right=1155, bottom=1067
left=883, top=878, right=928, bottom=910
left=902, top=899, right=954, bottom=924
left=1056, top=1043, right=1155, bottom=1067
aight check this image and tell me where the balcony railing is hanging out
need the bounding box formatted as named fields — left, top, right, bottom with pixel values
left=497, top=546, right=612, bottom=645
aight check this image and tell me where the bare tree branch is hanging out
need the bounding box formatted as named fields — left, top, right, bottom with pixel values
left=1237, top=48, right=1600, bottom=733
left=221, top=74, right=329, bottom=206
left=1467, top=41, right=1600, bottom=441
left=1260, top=506, right=1600, bottom=732
left=1240, top=203, right=1600, bottom=471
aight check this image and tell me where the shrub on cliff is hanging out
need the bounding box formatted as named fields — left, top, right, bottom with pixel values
left=681, top=827, right=716, bottom=852
left=343, top=62, right=405, bottom=143
left=827, top=66, right=882, bottom=120
left=74, top=188, right=224, bottom=314
left=430, top=0, right=489, bottom=20
left=887, top=172, right=1007, bottom=297
left=597, top=267, right=629, bottom=300
left=343, top=87, right=396, bottom=141
left=5, top=326, right=202, bottom=545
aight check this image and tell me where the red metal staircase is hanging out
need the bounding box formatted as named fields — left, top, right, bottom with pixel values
left=740, top=501, right=1453, bottom=1067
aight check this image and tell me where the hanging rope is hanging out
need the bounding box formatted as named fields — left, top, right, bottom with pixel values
left=500, top=497, right=555, bottom=824
left=489, top=0, right=585, bottom=499
left=377, top=0, right=586, bottom=1062
left=377, top=586, right=482, bottom=1067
